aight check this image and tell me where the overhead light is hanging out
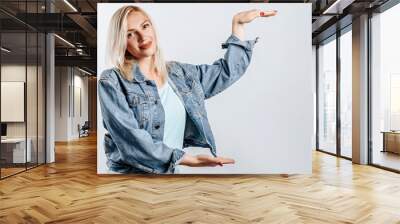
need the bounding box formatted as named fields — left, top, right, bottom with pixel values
left=1, top=47, right=11, bottom=53
left=54, top=34, right=75, bottom=48
left=322, top=0, right=354, bottom=15
left=78, top=67, right=93, bottom=76
left=63, top=0, right=78, bottom=12
left=76, top=48, right=86, bottom=56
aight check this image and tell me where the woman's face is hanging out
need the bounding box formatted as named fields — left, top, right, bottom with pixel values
left=126, top=11, right=157, bottom=60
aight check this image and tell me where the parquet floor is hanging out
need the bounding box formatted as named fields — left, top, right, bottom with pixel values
left=1, top=167, right=26, bottom=178
left=1, top=134, right=400, bottom=223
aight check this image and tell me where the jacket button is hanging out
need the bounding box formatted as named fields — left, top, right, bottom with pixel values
left=154, top=125, right=160, bottom=130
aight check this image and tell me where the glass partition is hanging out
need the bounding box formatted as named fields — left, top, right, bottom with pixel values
left=0, top=0, right=46, bottom=179
left=1, top=30, right=28, bottom=177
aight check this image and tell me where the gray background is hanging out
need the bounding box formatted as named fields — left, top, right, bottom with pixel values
left=97, top=3, right=313, bottom=174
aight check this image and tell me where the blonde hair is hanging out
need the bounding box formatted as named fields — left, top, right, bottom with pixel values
left=107, top=5, right=168, bottom=83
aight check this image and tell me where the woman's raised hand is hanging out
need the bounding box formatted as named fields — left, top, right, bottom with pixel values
left=232, top=9, right=277, bottom=40
left=179, top=154, right=235, bottom=167
left=234, top=9, right=277, bottom=24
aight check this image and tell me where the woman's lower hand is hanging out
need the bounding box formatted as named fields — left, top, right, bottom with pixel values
left=179, top=154, right=235, bottom=167
left=232, top=9, right=277, bottom=40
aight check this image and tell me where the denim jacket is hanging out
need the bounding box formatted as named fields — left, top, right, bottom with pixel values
left=98, top=34, right=258, bottom=174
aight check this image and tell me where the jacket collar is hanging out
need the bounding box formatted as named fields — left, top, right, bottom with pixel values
left=131, top=61, right=182, bottom=83
left=132, top=64, right=146, bottom=83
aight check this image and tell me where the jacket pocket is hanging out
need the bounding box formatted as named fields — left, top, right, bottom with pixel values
left=126, top=94, right=150, bottom=129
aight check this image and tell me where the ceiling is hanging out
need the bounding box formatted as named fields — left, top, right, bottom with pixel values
left=0, top=0, right=392, bottom=74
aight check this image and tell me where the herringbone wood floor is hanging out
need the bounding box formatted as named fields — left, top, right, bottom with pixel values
left=1, top=134, right=400, bottom=224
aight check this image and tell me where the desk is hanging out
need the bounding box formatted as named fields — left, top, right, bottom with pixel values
left=1, top=138, right=32, bottom=164
left=382, top=131, right=400, bottom=154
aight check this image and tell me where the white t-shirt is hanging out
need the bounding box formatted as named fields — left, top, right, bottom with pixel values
left=157, top=80, right=187, bottom=151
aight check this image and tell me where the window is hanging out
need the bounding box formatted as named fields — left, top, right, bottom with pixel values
left=318, top=37, right=337, bottom=154
left=371, top=3, right=400, bottom=171
left=339, top=29, right=352, bottom=158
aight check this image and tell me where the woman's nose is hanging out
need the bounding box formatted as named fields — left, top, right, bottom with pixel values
left=135, top=31, right=144, bottom=42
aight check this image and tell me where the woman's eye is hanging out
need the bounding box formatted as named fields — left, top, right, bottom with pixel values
left=143, top=23, right=150, bottom=29
left=127, top=33, right=133, bottom=38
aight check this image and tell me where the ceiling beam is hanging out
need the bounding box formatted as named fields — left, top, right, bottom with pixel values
left=55, top=55, right=96, bottom=72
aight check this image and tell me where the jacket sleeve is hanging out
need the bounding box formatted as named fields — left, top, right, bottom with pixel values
left=178, top=34, right=259, bottom=99
left=98, top=70, right=185, bottom=174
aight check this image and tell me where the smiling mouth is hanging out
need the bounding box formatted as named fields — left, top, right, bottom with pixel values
left=139, top=41, right=152, bottom=49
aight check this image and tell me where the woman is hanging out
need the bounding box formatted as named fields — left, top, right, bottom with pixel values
left=98, top=5, right=277, bottom=174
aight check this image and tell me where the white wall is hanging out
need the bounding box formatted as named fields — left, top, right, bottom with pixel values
left=55, top=66, right=68, bottom=141
left=72, top=72, right=89, bottom=138
left=1, top=65, right=26, bottom=130
left=1, top=65, right=38, bottom=138
left=97, top=3, right=313, bottom=174
left=312, top=45, right=317, bottom=150
left=54, top=67, right=89, bottom=141
left=1, top=64, right=46, bottom=164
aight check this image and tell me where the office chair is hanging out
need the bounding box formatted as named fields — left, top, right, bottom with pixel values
left=79, top=121, right=90, bottom=138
